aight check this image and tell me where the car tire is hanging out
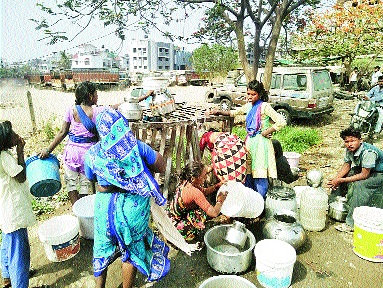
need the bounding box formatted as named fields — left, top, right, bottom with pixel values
left=220, top=98, right=232, bottom=111
left=276, top=108, right=292, bottom=125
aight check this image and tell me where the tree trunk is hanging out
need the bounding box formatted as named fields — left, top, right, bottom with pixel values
left=252, top=26, right=261, bottom=81
left=263, top=0, right=288, bottom=91
left=235, top=18, right=254, bottom=81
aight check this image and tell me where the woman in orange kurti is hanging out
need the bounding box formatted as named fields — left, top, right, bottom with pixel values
left=168, top=162, right=227, bottom=241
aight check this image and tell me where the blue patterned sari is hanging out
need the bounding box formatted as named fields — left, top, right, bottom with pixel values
left=85, top=108, right=169, bottom=281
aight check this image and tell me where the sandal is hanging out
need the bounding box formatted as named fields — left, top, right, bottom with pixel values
left=2, top=279, right=11, bottom=288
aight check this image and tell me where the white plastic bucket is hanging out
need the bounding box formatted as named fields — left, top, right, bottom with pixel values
left=254, top=239, right=296, bottom=288
left=353, top=206, right=383, bottom=262
left=219, top=181, right=264, bottom=218
left=199, top=275, right=256, bottom=288
left=38, top=215, right=80, bottom=262
left=283, top=152, right=301, bottom=168
left=72, top=194, right=96, bottom=239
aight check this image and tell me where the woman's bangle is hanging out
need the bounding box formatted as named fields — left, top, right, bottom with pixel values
left=45, top=148, right=50, bottom=154
left=216, top=201, right=222, bottom=205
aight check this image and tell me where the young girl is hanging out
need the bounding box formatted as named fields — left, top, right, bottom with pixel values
left=39, top=81, right=118, bottom=204
left=210, top=80, right=286, bottom=198
left=0, top=121, right=36, bottom=288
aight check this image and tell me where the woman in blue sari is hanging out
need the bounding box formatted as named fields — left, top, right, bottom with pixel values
left=210, top=80, right=286, bottom=198
left=84, top=108, right=170, bottom=288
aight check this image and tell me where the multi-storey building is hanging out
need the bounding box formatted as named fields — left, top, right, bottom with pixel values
left=129, top=39, right=175, bottom=72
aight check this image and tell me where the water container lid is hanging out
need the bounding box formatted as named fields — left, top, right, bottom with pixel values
left=268, top=186, right=296, bottom=200
left=254, top=239, right=296, bottom=265
left=38, top=215, right=79, bottom=245
left=353, top=206, right=383, bottom=229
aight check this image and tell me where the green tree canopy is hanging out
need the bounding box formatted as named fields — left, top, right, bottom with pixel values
left=191, top=44, right=239, bottom=78
left=57, top=51, right=71, bottom=70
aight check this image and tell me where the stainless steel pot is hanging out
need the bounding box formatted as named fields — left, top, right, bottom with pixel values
left=204, top=224, right=256, bottom=274
left=118, top=101, right=143, bottom=121
left=329, top=196, right=349, bottom=222
left=262, top=209, right=306, bottom=250
left=224, top=221, right=247, bottom=249
left=265, top=186, right=297, bottom=218
left=150, top=90, right=176, bottom=116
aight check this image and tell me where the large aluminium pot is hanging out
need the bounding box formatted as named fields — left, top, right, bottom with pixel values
left=204, top=224, right=256, bottom=274
left=118, top=101, right=143, bottom=121
left=263, top=209, right=307, bottom=250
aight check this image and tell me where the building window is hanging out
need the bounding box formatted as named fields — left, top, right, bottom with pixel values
left=144, top=66, right=147, bottom=69
left=133, top=48, right=136, bottom=53
left=85, top=58, right=90, bottom=65
left=159, top=66, right=163, bottom=69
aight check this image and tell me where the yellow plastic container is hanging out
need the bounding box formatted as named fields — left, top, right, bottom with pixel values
left=353, top=206, right=383, bottom=262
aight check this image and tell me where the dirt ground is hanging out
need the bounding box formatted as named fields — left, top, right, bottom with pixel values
left=1, top=79, right=383, bottom=287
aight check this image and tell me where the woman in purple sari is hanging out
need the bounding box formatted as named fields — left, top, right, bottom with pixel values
left=39, top=81, right=120, bottom=204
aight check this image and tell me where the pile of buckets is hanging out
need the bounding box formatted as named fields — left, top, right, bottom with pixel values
left=37, top=195, right=96, bottom=262
left=26, top=154, right=96, bottom=262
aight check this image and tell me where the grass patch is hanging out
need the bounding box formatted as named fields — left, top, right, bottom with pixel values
left=32, top=198, right=55, bottom=216
left=274, top=126, right=322, bottom=153
left=231, top=125, right=322, bottom=153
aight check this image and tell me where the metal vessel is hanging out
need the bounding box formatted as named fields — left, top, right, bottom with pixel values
left=263, top=210, right=306, bottom=250
left=265, top=186, right=297, bottom=219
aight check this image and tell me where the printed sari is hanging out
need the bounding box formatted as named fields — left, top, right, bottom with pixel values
left=167, top=183, right=207, bottom=241
left=85, top=108, right=169, bottom=281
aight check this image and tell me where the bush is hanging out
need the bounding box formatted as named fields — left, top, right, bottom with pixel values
left=274, top=126, right=322, bottom=153
left=232, top=126, right=247, bottom=140
left=231, top=125, right=322, bottom=154
left=42, top=116, right=60, bottom=141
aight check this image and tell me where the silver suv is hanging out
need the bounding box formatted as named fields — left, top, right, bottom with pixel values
left=205, top=67, right=335, bottom=124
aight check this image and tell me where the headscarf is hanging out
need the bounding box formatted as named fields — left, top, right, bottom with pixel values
left=246, top=100, right=263, bottom=137
left=86, top=108, right=166, bottom=206
left=199, top=131, right=215, bottom=153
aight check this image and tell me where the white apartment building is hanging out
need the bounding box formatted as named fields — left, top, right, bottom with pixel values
left=129, top=39, right=174, bottom=72
left=71, top=44, right=119, bottom=70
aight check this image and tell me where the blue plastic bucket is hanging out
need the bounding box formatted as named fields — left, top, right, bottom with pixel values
left=26, top=154, right=61, bottom=197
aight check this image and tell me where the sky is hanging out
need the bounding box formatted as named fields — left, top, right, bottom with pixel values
left=0, top=1, right=204, bottom=63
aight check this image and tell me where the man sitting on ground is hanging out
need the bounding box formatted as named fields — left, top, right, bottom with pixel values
left=327, top=127, right=383, bottom=233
